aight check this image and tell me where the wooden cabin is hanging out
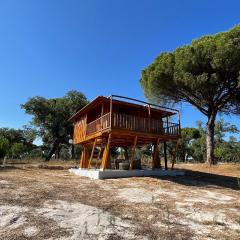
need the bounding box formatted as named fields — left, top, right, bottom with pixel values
left=69, top=95, right=181, bottom=170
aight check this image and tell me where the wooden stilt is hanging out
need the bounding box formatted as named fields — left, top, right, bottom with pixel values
left=101, top=134, right=112, bottom=170
left=88, top=139, right=97, bottom=168
left=130, top=136, right=138, bottom=169
left=79, top=150, right=84, bottom=168
left=80, top=146, right=90, bottom=168
left=152, top=138, right=160, bottom=169
left=164, top=141, right=168, bottom=170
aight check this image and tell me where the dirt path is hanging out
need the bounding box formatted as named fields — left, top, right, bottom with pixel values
left=0, top=168, right=239, bottom=239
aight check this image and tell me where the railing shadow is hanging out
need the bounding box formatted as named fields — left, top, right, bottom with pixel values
left=155, top=169, right=240, bottom=191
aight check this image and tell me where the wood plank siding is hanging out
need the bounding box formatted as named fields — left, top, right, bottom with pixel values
left=73, top=116, right=86, bottom=144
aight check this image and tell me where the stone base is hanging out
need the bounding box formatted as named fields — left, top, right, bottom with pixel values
left=69, top=168, right=185, bottom=180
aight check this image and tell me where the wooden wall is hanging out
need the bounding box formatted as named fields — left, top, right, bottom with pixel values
left=73, top=115, right=87, bottom=144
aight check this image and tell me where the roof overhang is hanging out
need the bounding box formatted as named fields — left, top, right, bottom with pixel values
left=69, top=95, right=179, bottom=122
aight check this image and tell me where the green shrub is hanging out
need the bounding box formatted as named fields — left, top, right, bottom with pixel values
left=0, top=137, right=10, bottom=158
left=9, top=142, right=25, bottom=158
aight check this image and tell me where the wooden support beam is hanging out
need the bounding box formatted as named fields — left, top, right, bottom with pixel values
left=164, top=141, right=168, bottom=170
left=130, top=136, right=138, bottom=169
left=178, top=111, right=181, bottom=136
left=148, top=104, right=151, bottom=116
left=152, top=138, right=160, bottom=169
left=101, top=134, right=112, bottom=170
left=88, top=139, right=97, bottom=168
left=80, top=146, right=90, bottom=168
left=166, top=117, right=169, bottom=135
left=79, top=150, right=84, bottom=168
left=100, top=103, right=104, bottom=130
left=110, top=96, right=113, bottom=129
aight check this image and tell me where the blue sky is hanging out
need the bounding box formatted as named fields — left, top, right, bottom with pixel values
left=0, top=0, right=240, bottom=140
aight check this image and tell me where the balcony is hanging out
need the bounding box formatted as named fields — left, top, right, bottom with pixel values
left=86, top=112, right=180, bottom=137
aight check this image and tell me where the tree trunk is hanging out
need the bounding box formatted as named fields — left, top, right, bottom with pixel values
left=45, top=139, right=60, bottom=161
left=56, top=145, right=61, bottom=159
left=206, top=113, right=216, bottom=165
left=123, top=147, right=129, bottom=160
left=71, top=144, right=75, bottom=159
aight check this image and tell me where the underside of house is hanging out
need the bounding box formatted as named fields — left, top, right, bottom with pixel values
left=69, top=95, right=181, bottom=175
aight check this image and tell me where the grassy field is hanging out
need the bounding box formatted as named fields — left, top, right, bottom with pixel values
left=0, top=162, right=239, bottom=239
left=5, top=159, right=240, bottom=177
left=175, top=163, right=240, bottom=177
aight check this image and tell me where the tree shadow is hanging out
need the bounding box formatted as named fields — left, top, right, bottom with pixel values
left=155, top=169, right=240, bottom=190
left=0, top=165, right=24, bottom=172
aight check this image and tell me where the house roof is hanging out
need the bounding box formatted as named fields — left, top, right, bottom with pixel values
left=69, top=95, right=178, bottom=122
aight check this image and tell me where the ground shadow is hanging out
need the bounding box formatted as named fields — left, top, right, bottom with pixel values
left=154, top=169, right=240, bottom=190
left=0, top=165, right=25, bottom=173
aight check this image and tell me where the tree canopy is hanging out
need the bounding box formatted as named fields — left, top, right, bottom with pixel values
left=140, top=25, right=240, bottom=164
left=0, top=136, right=10, bottom=159
left=175, top=119, right=239, bottom=163
left=21, top=90, right=88, bottom=160
left=0, top=127, right=37, bottom=159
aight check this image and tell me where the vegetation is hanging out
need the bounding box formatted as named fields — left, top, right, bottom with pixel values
left=0, top=136, right=10, bottom=158
left=0, top=127, right=36, bottom=159
left=140, top=25, right=240, bottom=164
left=175, top=119, right=240, bottom=163
left=21, top=90, right=88, bottom=161
left=0, top=91, right=87, bottom=161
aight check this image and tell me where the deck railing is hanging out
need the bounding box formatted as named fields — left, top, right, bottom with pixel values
left=162, top=121, right=180, bottom=136
left=86, top=112, right=111, bottom=135
left=86, top=112, right=180, bottom=136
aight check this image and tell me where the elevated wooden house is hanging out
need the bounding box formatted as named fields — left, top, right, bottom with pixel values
left=70, top=95, right=181, bottom=171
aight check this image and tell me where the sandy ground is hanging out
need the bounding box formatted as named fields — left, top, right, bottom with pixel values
left=0, top=166, right=239, bottom=240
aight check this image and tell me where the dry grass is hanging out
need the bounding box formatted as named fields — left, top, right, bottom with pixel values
left=0, top=162, right=240, bottom=239
left=175, top=162, right=240, bottom=177
left=6, top=159, right=240, bottom=177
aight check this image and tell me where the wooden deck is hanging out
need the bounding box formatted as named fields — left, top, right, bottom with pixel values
left=74, top=112, right=180, bottom=144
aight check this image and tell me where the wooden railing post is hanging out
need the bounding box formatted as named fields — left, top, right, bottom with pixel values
left=166, top=117, right=169, bottom=135
left=100, top=103, right=104, bottom=130
left=178, top=111, right=181, bottom=136
left=110, top=96, right=113, bottom=130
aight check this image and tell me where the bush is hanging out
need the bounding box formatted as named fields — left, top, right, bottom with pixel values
left=9, top=142, right=25, bottom=158
left=0, top=137, right=10, bottom=158
left=23, top=148, right=43, bottom=159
